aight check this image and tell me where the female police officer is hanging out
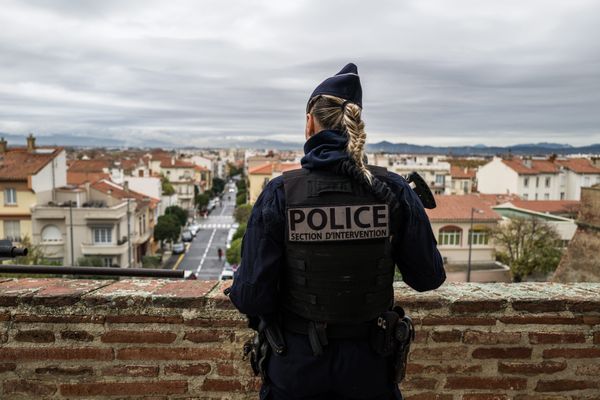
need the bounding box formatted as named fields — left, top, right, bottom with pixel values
left=229, top=63, right=445, bottom=400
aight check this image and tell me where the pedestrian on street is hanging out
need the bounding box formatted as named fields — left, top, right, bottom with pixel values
left=229, top=63, right=445, bottom=400
left=217, top=247, right=223, bottom=261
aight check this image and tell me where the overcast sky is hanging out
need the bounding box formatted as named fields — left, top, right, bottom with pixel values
left=1, top=0, right=599, bottom=147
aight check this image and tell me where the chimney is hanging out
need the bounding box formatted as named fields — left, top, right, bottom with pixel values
left=27, top=133, right=36, bottom=152
left=0, top=137, right=7, bottom=153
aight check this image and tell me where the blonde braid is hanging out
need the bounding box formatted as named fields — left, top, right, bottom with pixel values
left=342, top=103, right=372, bottom=184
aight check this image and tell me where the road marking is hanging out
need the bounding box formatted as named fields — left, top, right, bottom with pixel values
left=219, top=203, right=228, bottom=216
left=172, top=252, right=186, bottom=270
left=197, top=228, right=217, bottom=273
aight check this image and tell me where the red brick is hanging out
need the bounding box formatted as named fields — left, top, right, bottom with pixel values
left=14, top=329, right=55, bottom=343
left=394, top=299, right=447, bottom=310
left=117, top=347, right=234, bottom=361
left=35, top=366, right=94, bottom=376
left=463, top=331, right=521, bottom=345
left=3, top=379, right=56, bottom=396
left=401, top=377, right=438, bottom=390
left=568, top=300, right=600, bottom=313
left=151, top=280, right=216, bottom=308
left=216, top=362, right=235, bottom=376
left=410, top=346, right=469, bottom=360
left=0, top=363, right=16, bottom=373
left=500, top=316, right=584, bottom=325
left=184, top=330, right=233, bottom=343
left=0, top=312, right=9, bottom=321
left=201, top=378, right=244, bottom=392
left=582, top=316, right=600, bottom=325
left=512, top=300, right=566, bottom=313
left=13, top=314, right=104, bottom=323
left=463, top=395, right=509, bottom=400
left=102, top=365, right=158, bottom=377
left=407, top=363, right=482, bottom=374
left=60, top=381, right=187, bottom=396
left=184, top=317, right=246, bottom=328
left=535, top=379, right=599, bottom=392
left=83, top=280, right=168, bottom=307
left=472, top=347, right=532, bottom=359
left=445, top=377, right=527, bottom=390
left=594, top=332, right=600, bottom=344
left=0, top=347, right=113, bottom=361
left=575, top=364, right=600, bottom=376
left=431, top=330, right=462, bottom=342
left=404, top=394, right=453, bottom=400
left=451, top=300, right=507, bottom=314
left=106, top=315, right=183, bottom=324
left=101, top=330, right=176, bottom=344
left=422, top=316, right=496, bottom=326
left=543, top=348, right=600, bottom=358
left=498, top=361, right=567, bottom=374
left=529, top=332, right=586, bottom=344
left=515, top=396, right=569, bottom=400
left=164, top=363, right=212, bottom=376
left=61, top=330, right=94, bottom=342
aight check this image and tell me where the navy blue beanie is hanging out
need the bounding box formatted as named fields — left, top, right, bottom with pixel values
left=307, top=63, right=362, bottom=111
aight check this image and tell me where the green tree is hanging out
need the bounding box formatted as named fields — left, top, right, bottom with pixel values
left=165, top=205, right=187, bottom=226
left=13, top=236, right=53, bottom=265
left=234, top=204, right=253, bottom=225
left=228, top=162, right=243, bottom=178
left=236, top=191, right=247, bottom=206
left=212, top=177, right=225, bottom=194
left=226, top=238, right=242, bottom=266
left=161, top=175, right=175, bottom=196
left=492, top=217, right=563, bottom=281
left=236, top=179, right=247, bottom=191
left=77, top=256, right=104, bottom=267
left=195, top=193, right=210, bottom=210
left=154, top=214, right=181, bottom=244
left=232, top=223, right=247, bottom=242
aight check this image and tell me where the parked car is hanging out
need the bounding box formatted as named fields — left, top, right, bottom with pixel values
left=181, top=230, right=193, bottom=242
left=189, top=224, right=200, bottom=236
left=226, top=228, right=235, bottom=249
left=172, top=242, right=185, bottom=254
left=219, top=263, right=234, bottom=280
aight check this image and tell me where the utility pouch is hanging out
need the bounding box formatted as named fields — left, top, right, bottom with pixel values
left=369, top=310, right=400, bottom=357
left=393, top=314, right=415, bottom=383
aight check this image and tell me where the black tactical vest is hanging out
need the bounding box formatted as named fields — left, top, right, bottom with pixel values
left=282, top=166, right=395, bottom=324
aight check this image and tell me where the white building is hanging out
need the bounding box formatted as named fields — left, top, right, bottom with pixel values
left=390, top=155, right=452, bottom=195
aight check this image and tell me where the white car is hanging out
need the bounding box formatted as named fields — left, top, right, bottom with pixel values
left=172, top=242, right=185, bottom=255
left=219, top=263, right=234, bottom=280
left=189, top=224, right=200, bottom=236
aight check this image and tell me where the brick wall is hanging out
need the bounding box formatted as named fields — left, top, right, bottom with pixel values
left=1, top=278, right=599, bottom=399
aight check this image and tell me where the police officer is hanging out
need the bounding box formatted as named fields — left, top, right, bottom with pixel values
left=229, top=63, right=445, bottom=400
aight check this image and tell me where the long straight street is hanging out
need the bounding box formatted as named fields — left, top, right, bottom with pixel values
left=176, top=185, right=237, bottom=280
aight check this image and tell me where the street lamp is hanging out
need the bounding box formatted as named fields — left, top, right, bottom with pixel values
left=466, top=207, right=483, bottom=282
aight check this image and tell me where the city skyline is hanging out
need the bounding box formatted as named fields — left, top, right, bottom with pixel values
left=1, top=0, right=600, bottom=147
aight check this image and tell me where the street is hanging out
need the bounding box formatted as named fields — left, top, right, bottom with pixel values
left=175, top=184, right=237, bottom=280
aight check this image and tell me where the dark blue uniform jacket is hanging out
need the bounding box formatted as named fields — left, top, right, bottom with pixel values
left=229, top=130, right=445, bottom=399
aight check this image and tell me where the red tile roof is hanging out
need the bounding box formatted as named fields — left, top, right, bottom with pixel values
left=556, top=158, right=600, bottom=174
left=249, top=162, right=301, bottom=175
left=160, top=159, right=196, bottom=169
left=502, top=159, right=559, bottom=175
left=450, top=166, right=476, bottom=179
left=68, top=160, right=111, bottom=173
left=425, top=195, right=501, bottom=222
left=0, top=147, right=63, bottom=181
left=509, top=200, right=580, bottom=215
left=67, top=171, right=110, bottom=186
left=91, top=180, right=159, bottom=210
left=475, top=193, right=522, bottom=207
left=249, top=163, right=273, bottom=175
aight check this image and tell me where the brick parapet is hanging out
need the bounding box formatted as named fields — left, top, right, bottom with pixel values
left=1, top=279, right=599, bottom=399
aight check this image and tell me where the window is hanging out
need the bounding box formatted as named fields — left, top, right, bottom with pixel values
left=435, top=175, right=445, bottom=185
left=41, top=225, right=62, bottom=242
left=544, top=193, right=550, bottom=200
left=468, top=228, right=489, bottom=245
left=427, top=157, right=434, bottom=164
left=439, top=226, right=462, bottom=246
left=93, top=227, right=112, bottom=244
left=523, top=178, right=529, bottom=188
left=545, top=177, right=551, bottom=188
left=560, top=192, right=565, bottom=200
left=3, top=220, right=20, bottom=242
left=535, top=193, right=538, bottom=200
left=535, top=177, right=539, bottom=188
left=4, top=188, right=17, bottom=205
left=103, top=257, right=113, bottom=267
left=523, top=194, right=529, bottom=200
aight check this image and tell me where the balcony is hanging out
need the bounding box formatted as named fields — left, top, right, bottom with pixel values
left=80, top=241, right=128, bottom=256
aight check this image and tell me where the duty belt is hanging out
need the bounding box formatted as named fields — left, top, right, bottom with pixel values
left=282, top=311, right=371, bottom=356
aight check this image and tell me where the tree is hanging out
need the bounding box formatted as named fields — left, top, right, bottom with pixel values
left=227, top=162, right=243, bottom=178
left=234, top=204, right=253, bottom=225
left=236, top=191, right=247, bottom=206
left=226, top=238, right=242, bottom=266
left=77, top=256, right=104, bottom=267
left=195, top=193, right=210, bottom=210
left=165, top=205, right=187, bottom=227
left=492, top=217, right=563, bottom=281
left=161, top=175, right=175, bottom=196
left=154, top=214, right=181, bottom=245
left=14, top=236, right=55, bottom=265
left=212, top=177, right=225, bottom=195
left=232, top=223, right=247, bottom=242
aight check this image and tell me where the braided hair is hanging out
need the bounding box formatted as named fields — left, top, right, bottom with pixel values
left=308, top=95, right=401, bottom=220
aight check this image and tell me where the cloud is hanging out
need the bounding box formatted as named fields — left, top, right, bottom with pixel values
left=0, top=0, right=599, bottom=147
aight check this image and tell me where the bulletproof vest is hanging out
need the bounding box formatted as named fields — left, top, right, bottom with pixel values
left=282, top=166, right=395, bottom=324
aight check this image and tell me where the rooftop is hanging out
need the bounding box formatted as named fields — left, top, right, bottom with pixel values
left=425, top=194, right=501, bottom=222
left=0, top=146, right=63, bottom=181
left=501, top=158, right=559, bottom=175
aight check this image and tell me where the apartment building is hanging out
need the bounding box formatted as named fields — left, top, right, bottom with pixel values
left=477, top=156, right=600, bottom=200
left=247, top=161, right=300, bottom=203
left=390, top=155, right=452, bottom=195
left=0, top=135, right=67, bottom=244
left=450, top=166, right=476, bottom=194
left=31, top=180, right=158, bottom=267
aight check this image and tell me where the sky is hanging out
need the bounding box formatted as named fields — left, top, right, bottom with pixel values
left=1, top=0, right=599, bottom=147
